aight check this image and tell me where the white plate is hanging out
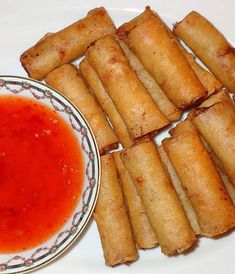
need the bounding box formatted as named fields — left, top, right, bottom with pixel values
left=0, top=76, right=100, bottom=273
left=0, top=1, right=235, bottom=274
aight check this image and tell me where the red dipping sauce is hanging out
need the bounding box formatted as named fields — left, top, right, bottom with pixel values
left=0, top=95, right=84, bottom=253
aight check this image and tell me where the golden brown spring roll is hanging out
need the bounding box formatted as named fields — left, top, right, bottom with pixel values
left=162, top=24, right=221, bottom=96
left=79, top=58, right=133, bottom=147
left=179, top=116, right=235, bottom=205
left=86, top=36, right=170, bottom=139
left=210, top=153, right=235, bottom=205
left=20, top=7, right=115, bottom=80
left=163, top=126, right=235, bottom=237
left=158, top=145, right=201, bottom=235
left=199, top=89, right=232, bottom=108
left=169, top=119, right=196, bottom=137
left=174, top=120, right=216, bottom=169
left=187, top=89, right=231, bottom=121
left=192, top=99, right=235, bottom=185
left=218, top=169, right=235, bottom=205
left=174, top=118, right=235, bottom=206
left=113, top=151, right=158, bottom=249
left=45, top=64, right=118, bottom=155
left=93, top=154, right=138, bottom=266
left=118, top=40, right=181, bottom=121
left=120, top=139, right=196, bottom=255
left=116, top=7, right=206, bottom=108
left=177, top=42, right=222, bottom=96
left=173, top=11, right=235, bottom=92
left=206, top=140, right=235, bottom=205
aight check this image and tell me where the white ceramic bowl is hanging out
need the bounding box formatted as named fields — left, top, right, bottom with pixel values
left=0, top=75, right=100, bottom=274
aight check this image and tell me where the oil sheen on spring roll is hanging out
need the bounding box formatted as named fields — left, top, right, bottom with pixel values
left=177, top=42, right=222, bottom=96
left=181, top=114, right=235, bottom=205
left=45, top=64, right=118, bottom=155
left=120, top=139, right=196, bottom=255
left=218, top=169, right=235, bottom=205
left=198, top=89, right=232, bottom=108
left=86, top=36, right=170, bottom=140
left=116, top=7, right=206, bottom=108
left=79, top=58, right=133, bottom=148
left=211, top=152, right=235, bottom=205
left=170, top=119, right=235, bottom=204
left=164, top=23, right=221, bottom=96
left=163, top=125, right=235, bottom=237
left=187, top=89, right=231, bottom=122
left=158, top=145, right=201, bottom=235
left=173, top=11, right=235, bottom=92
left=20, top=7, right=115, bottom=80
left=192, top=99, right=235, bottom=186
left=118, top=40, right=181, bottom=122
left=113, top=151, right=158, bottom=249
left=93, top=154, right=138, bottom=266
left=169, top=120, right=197, bottom=137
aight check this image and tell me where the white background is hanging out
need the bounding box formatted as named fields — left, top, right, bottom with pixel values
left=0, top=1, right=235, bottom=273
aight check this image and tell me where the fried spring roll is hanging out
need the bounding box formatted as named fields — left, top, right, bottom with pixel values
left=79, top=58, right=133, bottom=147
left=162, top=24, right=221, bottom=96
left=86, top=36, right=170, bottom=139
left=118, top=40, right=181, bottom=121
left=199, top=89, right=232, bottom=108
left=187, top=89, right=232, bottom=121
left=45, top=64, right=118, bottom=155
left=163, top=127, right=235, bottom=237
left=192, top=99, right=235, bottom=185
left=169, top=120, right=196, bottom=137
left=218, top=169, right=235, bottom=205
left=158, top=145, right=201, bottom=234
left=186, top=119, right=235, bottom=207
left=211, top=153, right=235, bottom=205
left=178, top=43, right=222, bottom=96
left=113, top=151, right=158, bottom=249
left=120, top=139, right=196, bottom=255
left=93, top=154, right=138, bottom=266
left=180, top=116, right=235, bottom=205
left=205, top=137, right=235, bottom=205
left=116, top=7, right=206, bottom=108
left=173, top=11, right=235, bottom=92
left=20, top=7, right=115, bottom=80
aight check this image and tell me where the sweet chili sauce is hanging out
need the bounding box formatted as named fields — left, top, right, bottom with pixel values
left=0, top=95, right=84, bottom=253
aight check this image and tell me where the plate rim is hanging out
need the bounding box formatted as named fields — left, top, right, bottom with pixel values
left=0, top=75, right=101, bottom=274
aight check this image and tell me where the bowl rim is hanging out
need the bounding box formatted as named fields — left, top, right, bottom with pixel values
left=0, top=75, right=101, bottom=274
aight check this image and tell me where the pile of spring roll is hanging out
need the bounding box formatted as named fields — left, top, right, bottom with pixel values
left=20, top=6, right=235, bottom=267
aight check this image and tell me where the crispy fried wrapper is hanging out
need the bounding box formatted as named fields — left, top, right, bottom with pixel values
left=20, top=7, right=115, bottom=80
left=177, top=41, right=222, bottom=96
left=158, top=145, right=201, bottom=235
left=211, top=153, right=235, bottom=205
left=85, top=35, right=169, bottom=139
left=94, top=154, right=138, bottom=266
left=45, top=64, right=118, bottom=155
left=192, top=98, right=235, bottom=186
left=163, top=122, right=235, bottom=237
left=79, top=58, right=133, bottom=147
left=173, top=11, right=235, bottom=92
left=114, top=151, right=158, bottom=249
left=120, top=138, right=196, bottom=255
left=118, top=39, right=181, bottom=122
left=117, top=7, right=206, bottom=108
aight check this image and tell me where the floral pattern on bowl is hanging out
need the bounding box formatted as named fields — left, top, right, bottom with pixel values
left=0, top=76, right=100, bottom=274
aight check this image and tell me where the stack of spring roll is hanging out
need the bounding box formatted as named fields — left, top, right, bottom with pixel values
left=20, top=5, right=235, bottom=267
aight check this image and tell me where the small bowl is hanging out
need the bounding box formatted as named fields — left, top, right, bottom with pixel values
left=0, top=75, right=100, bottom=274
